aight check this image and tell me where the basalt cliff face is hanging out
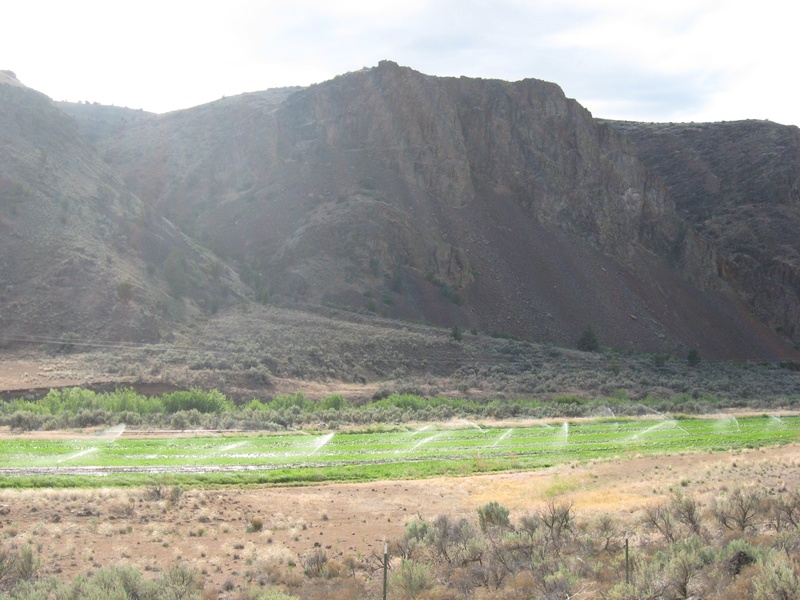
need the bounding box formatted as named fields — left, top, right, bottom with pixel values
left=605, top=119, right=800, bottom=345
left=3, top=62, right=798, bottom=359
left=95, top=61, right=793, bottom=358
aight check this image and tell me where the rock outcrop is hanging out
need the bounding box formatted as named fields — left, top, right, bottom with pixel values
left=87, top=61, right=796, bottom=358
left=1, top=61, right=792, bottom=359
left=608, top=119, right=800, bottom=343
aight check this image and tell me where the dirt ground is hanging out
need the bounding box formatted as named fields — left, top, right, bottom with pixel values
left=0, top=356, right=106, bottom=392
left=0, top=354, right=385, bottom=402
left=0, top=441, right=798, bottom=598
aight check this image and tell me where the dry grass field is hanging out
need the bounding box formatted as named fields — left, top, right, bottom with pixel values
left=0, top=435, right=797, bottom=598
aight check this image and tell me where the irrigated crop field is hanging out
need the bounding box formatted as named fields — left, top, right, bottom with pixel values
left=1, top=415, right=796, bottom=487
left=1, top=413, right=799, bottom=599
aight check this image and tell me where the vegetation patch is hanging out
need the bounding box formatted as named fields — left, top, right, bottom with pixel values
left=0, top=415, right=796, bottom=488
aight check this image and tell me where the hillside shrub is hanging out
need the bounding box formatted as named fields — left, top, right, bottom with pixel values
left=269, top=393, right=308, bottom=412
left=116, top=280, right=135, bottom=303
left=577, top=325, right=599, bottom=352
left=477, top=501, right=511, bottom=532
left=753, top=554, right=800, bottom=599
left=162, top=250, right=189, bottom=298
left=0, top=542, right=40, bottom=591
left=382, top=490, right=800, bottom=600
left=161, top=389, right=232, bottom=414
left=320, top=394, right=347, bottom=410
left=425, top=272, right=463, bottom=305
left=391, top=559, right=434, bottom=598
left=0, top=563, right=206, bottom=599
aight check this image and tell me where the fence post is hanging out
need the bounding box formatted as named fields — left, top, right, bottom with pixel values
left=625, top=532, right=630, bottom=584
left=383, top=540, right=388, bottom=600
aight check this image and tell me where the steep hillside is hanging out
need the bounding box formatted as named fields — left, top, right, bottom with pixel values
left=0, top=71, right=248, bottom=345
left=607, top=120, right=800, bottom=346
left=88, top=61, right=796, bottom=359
left=56, top=101, right=153, bottom=144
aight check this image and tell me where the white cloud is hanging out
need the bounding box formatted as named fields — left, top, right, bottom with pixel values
left=547, top=0, right=800, bottom=123
left=1, top=0, right=798, bottom=124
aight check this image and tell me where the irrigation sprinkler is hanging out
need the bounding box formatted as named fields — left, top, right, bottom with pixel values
left=409, top=424, right=433, bottom=436
left=558, top=421, right=569, bottom=444
left=56, top=447, right=98, bottom=464
left=309, top=432, right=334, bottom=455
left=98, top=423, right=126, bottom=441
left=405, top=433, right=441, bottom=453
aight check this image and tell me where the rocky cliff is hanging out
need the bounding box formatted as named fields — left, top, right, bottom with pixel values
left=90, top=61, right=793, bottom=358
left=3, top=62, right=797, bottom=359
left=607, top=119, right=800, bottom=344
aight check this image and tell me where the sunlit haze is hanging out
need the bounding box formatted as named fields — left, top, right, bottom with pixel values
left=3, top=0, right=799, bottom=125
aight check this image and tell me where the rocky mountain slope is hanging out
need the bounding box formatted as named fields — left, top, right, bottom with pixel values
left=91, top=61, right=795, bottom=359
left=2, top=62, right=798, bottom=361
left=605, top=119, right=800, bottom=344
left=0, top=71, right=248, bottom=345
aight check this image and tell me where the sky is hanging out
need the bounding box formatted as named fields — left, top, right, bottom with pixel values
left=3, top=0, right=799, bottom=125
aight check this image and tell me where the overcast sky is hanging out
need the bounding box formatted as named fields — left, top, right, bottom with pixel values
left=3, top=0, right=799, bottom=125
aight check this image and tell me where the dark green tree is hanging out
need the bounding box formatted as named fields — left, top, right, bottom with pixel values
left=116, top=280, right=135, bottom=304
left=687, top=349, right=701, bottom=367
left=162, top=251, right=189, bottom=298
left=577, top=325, right=599, bottom=352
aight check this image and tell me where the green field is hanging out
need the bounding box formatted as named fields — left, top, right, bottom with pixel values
left=0, top=415, right=796, bottom=488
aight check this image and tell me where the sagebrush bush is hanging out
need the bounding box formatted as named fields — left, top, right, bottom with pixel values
left=248, top=516, right=264, bottom=533
left=381, top=490, right=800, bottom=600
left=477, top=501, right=510, bottom=532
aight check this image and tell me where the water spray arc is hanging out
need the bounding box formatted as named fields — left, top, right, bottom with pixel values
left=55, top=423, right=127, bottom=465
left=309, top=432, right=335, bottom=455
left=492, top=428, right=513, bottom=448
left=404, top=433, right=442, bottom=453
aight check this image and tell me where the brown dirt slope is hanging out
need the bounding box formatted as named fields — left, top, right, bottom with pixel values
left=0, top=72, right=250, bottom=345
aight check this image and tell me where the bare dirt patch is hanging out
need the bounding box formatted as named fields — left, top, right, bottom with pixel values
left=0, top=443, right=797, bottom=596
left=0, top=356, right=112, bottom=392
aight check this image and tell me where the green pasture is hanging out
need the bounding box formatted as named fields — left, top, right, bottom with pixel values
left=0, top=415, right=796, bottom=488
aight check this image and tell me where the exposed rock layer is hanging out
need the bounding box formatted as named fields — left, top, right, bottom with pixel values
left=96, top=62, right=796, bottom=358
left=2, top=62, right=798, bottom=359
left=605, top=120, right=800, bottom=344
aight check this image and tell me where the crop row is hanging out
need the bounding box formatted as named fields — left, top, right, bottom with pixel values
left=0, top=415, right=796, bottom=477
